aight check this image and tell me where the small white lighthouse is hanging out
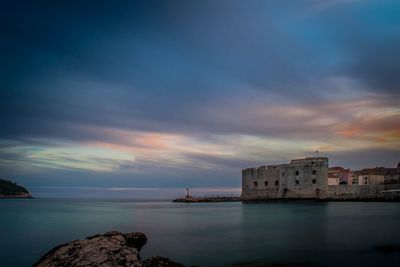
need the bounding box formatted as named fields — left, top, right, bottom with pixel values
left=186, top=188, right=190, bottom=198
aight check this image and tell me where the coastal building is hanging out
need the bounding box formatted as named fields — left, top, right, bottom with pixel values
left=328, top=177, right=340, bottom=185
left=328, top=167, right=353, bottom=184
left=357, top=175, right=384, bottom=185
left=241, top=158, right=400, bottom=200
left=241, top=157, right=328, bottom=199
left=354, top=165, right=400, bottom=185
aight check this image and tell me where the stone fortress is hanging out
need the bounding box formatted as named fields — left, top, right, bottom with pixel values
left=241, top=157, right=400, bottom=201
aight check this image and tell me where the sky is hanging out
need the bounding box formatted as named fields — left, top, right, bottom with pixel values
left=1, top=0, right=399, bottom=198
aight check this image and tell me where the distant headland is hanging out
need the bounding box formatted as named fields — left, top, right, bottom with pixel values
left=0, top=178, right=32, bottom=198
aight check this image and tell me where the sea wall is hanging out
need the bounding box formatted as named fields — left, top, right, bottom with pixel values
left=242, top=185, right=400, bottom=201
left=327, top=184, right=400, bottom=200
left=327, top=185, right=380, bottom=200
left=241, top=188, right=327, bottom=200
left=241, top=189, right=281, bottom=200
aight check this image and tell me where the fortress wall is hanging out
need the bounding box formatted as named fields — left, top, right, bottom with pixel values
left=241, top=165, right=284, bottom=198
left=240, top=189, right=281, bottom=200
left=241, top=157, right=329, bottom=200
left=241, top=168, right=254, bottom=198
left=327, top=185, right=390, bottom=200
left=284, top=158, right=328, bottom=198
left=327, top=185, right=360, bottom=199
left=243, top=184, right=400, bottom=200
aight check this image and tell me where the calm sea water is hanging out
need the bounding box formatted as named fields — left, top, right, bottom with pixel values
left=0, top=199, right=399, bottom=267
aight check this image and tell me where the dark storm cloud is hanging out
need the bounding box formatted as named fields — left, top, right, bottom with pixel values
left=304, top=0, right=400, bottom=95
left=1, top=0, right=399, bottom=134
left=345, top=37, right=400, bottom=94
left=1, top=0, right=399, bottom=190
left=0, top=0, right=331, bottom=140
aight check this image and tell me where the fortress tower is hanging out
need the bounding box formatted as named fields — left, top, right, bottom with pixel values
left=241, top=157, right=329, bottom=200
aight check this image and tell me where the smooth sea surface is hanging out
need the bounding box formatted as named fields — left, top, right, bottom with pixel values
left=1, top=199, right=400, bottom=267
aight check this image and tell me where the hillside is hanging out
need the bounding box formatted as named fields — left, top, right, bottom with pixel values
left=0, top=178, right=32, bottom=198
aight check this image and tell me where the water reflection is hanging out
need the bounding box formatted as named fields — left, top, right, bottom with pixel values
left=0, top=200, right=399, bottom=267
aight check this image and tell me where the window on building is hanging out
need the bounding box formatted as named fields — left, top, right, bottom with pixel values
left=282, top=172, right=285, bottom=176
left=295, top=180, right=299, bottom=185
left=295, top=171, right=299, bottom=176
left=254, top=181, right=258, bottom=187
left=364, top=177, right=368, bottom=180
left=312, top=170, right=317, bottom=175
left=275, top=180, right=279, bottom=186
left=365, top=181, right=368, bottom=185
left=264, top=181, right=268, bottom=186
left=312, top=179, right=317, bottom=184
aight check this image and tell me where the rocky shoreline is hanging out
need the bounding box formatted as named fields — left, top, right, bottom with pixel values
left=0, top=192, right=32, bottom=198
left=34, top=231, right=185, bottom=267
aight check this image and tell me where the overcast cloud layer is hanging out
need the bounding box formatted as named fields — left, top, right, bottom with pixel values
left=1, top=0, right=399, bottom=197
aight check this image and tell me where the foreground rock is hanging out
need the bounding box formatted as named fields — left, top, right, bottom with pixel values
left=34, top=231, right=185, bottom=267
left=0, top=178, right=32, bottom=198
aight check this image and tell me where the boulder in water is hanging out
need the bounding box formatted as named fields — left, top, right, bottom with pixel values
left=34, top=231, right=184, bottom=267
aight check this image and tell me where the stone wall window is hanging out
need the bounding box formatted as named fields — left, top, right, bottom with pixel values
left=312, top=179, right=316, bottom=184
left=275, top=180, right=279, bottom=186
left=264, top=181, right=268, bottom=186
left=254, top=181, right=258, bottom=187
left=282, top=172, right=285, bottom=176
left=295, top=171, right=299, bottom=176
left=295, top=180, right=299, bottom=185
left=312, top=170, right=317, bottom=175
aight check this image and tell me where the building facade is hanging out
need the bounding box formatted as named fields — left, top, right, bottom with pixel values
left=328, top=177, right=340, bottom=185
left=328, top=167, right=354, bottom=184
left=241, top=158, right=400, bottom=200
left=357, top=175, right=385, bottom=185
left=354, top=166, right=400, bottom=185
left=241, top=157, right=328, bottom=200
